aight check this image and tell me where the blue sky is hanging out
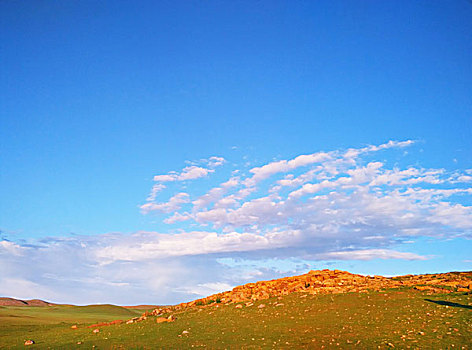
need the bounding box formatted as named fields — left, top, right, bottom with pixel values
left=1, top=1, right=471, bottom=305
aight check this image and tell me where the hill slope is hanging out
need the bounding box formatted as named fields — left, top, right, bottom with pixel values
left=149, top=269, right=472, bottom=315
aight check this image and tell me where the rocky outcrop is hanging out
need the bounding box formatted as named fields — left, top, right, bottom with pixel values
left=144, top=269, right=472, bottom=318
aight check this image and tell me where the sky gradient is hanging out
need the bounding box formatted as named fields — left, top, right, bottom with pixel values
left=1, top=1, right=471, bottom=305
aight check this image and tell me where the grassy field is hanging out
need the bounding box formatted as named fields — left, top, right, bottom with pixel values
left=0, top=288, right=470, bottom=349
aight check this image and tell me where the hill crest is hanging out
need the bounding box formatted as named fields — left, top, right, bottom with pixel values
left=147, top=269, right=472, bottom=316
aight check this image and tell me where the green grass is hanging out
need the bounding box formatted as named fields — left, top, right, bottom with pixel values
left=0, top=304, right=142, bottom=326
left=0, top=288, right=471, bottom=349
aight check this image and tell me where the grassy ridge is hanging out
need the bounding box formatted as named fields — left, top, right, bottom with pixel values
left=0, top=304, right=142, bottom=326
left=0, top=288, right=471, bottom=349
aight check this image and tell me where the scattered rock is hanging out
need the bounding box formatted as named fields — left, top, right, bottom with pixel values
left=182, top=330, right=189, bottom=334
left=235, top=304, right=243, bottom=309
left=92, top=328, right=100, bottom=333
left=77, top=341, right=82, bottom=345
left=156, top=315, right=175, bottom=323
left=24, top=340, right=35, bottom=346
left=258, top=304, right=266, bottom=309
left=89, top=320, right=123, bottom=328
left=71, top=324, right=78, bottom=329
left=245, top=302, right=253, bottom=307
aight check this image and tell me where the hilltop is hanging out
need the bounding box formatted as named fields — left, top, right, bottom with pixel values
left=147, top=269, right=472, bottom=315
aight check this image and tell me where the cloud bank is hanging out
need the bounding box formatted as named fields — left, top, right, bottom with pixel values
left=1, top=141, right=471, bottom=304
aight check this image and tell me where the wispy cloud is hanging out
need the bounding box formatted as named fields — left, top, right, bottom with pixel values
left=151, top=156, right=226, bottom=183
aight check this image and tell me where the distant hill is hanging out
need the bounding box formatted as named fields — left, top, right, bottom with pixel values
left=0, top=297, right=53, bottom=307
left=74, top=304, right=137, bottom=316
left=123, top=305, right=161, bottom=310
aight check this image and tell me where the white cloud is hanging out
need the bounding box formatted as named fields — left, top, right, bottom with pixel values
left=316, top=249, right=427, bottom=261
left=146, top=183, right=166, bottom=201
left=151, top=156, right=225, bottom=183
left=427, top=202, right=472, bottom=229
left=456, top=175, right=472, bottom=182
left=192, top=177, right=239, bottom=210
left=142, top=156, right=227, bottom=212
left=140, top=192, right=190, bottom=214
left=177, top=282, right=233, bottom=296
left=153, top=166, right=212, bottom=182
left=144, top=140, right=471, bottom=243
left=343, top=140, right=415, bottom=159
left=244, top=151, right=331, bottom=186
left=0, top=240, right=24, bottom=256
left=207, top=156, right=226, bottom=168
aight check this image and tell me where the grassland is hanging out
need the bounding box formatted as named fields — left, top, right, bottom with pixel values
left=0, top=288, right=470, bottom=349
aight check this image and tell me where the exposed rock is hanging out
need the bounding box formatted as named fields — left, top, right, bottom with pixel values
left=125, top=317, right=140, bottom=324
left=156, top=315, right=175, bottom=323
left=88, top=320, right=123, bottom=328
left=141, top=269, right=472, bottom=318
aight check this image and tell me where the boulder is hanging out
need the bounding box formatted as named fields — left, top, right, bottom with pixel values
left=156, top=315, right=175, bottom=323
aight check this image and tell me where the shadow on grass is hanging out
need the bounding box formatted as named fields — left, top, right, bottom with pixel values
left=425, top=299, right=472, bottom=310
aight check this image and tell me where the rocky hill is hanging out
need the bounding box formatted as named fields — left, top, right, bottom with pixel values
left=147, top=269, right=472, bottom=316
